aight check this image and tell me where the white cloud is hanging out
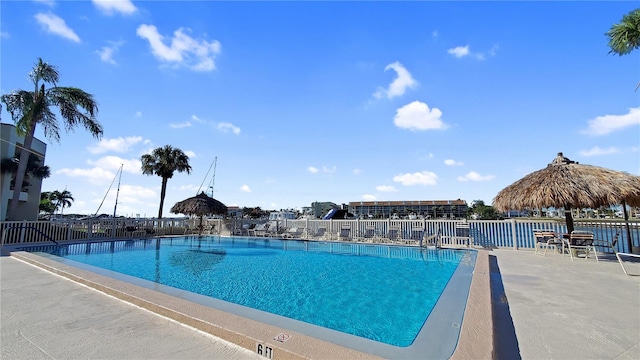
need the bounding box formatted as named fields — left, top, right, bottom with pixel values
left=87, top=136, right=144, bottom=154
left=35, top=13, right=80, bottom=43
left=444, top=159, right=464, bottom=166
left=432, top=30, right=438, bottom=39
left=394, top=101, right=448, bottom=131
left=169, top=121, right=191, bottom=129
left=217, top=122, right=241, bottom=134
left=87, top=156, right=141, bottom=173
left=184, top=150, right=196, bottom=158
left=240, top=185, right=251, bottom=192
left=393, top=171, right=438, bottom=186
left=450, top=44, right=499, bottom=61
left=353, top=168, right=361, bottom=175
left=1, top=31, right=10, bottom=38
left=578, top=146, right=621, bottom=156
left=34, top=0, right=55, bottom=6
left=376, top=185, right=397, bottom=192
left=136, top=24, right=221, bottom=72
left=457, top=171, right=495, bottom=182
left=308, top=166, right=319, bottom=173
left=581, top=107, right=640, bottom=136
left=55, top=167, right=115, bottom=185
left=373, top=61, right=417, bottom=99
left=92, top=0, right=137, bottom=15
left=362, top=194, right=377, bottom=201
left=96, top=40, right=124, bottom=65
left=134, top=111, right=142, bottom=118
left=448, top=45, right=469, bottom=58
left=322, top=166, right=336, bottom=173
left=191, top=115, right=205, bottom=123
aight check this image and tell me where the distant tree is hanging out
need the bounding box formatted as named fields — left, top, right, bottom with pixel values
left=52, top=189, right=74, bottom=217
left=1, top=58, right=101, bottom=220
left=141, top=145, right=192, bottom=219
left=470, top=200, right=500, bottom=220
left=1, top=154, right=50, bottom=191
left=39, top=191, right=57, bottom=217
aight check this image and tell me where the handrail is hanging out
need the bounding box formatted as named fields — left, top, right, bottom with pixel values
left=1, top=225, right=59, bottom=248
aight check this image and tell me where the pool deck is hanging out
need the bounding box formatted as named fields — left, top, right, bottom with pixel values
left=2, top=246, right=639, bottom=359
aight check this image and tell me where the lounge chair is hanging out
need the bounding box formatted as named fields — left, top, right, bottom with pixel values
left=607, top=235, right=640, bottom=276
left=251, top=223, right=270, bottom=237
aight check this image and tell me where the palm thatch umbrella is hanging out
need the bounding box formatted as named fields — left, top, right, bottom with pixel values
left=493, top=153, right=640, bottom=250
left=170, top=192, right=228, bottom=235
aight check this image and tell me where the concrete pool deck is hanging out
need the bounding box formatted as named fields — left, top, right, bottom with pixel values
left=1, top=246, right=639, bottom=359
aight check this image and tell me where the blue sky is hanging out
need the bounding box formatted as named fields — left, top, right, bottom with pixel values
left=1, top=1, right=639, bottom=218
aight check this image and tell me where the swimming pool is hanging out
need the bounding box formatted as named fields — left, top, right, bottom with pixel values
left=19, top=237, right=476, bottom=356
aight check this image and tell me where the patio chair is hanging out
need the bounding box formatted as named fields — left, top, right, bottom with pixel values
left=441, top=222, right=473, bottom=247
left=533, top=229, right=560, bottom=256
left=357, top=226, right=376, bottom=242
left=282, top=226, right=305, bottom=239
left=308, top=226, right=328, bottom=240
left=383, top=227, right=400, bottom=244
left=338, top=226, right=352, bottom=241
left=565, top=230, right=597, bottom=262
left=607, top=235, right=640, bottom=276
left=404, top=228, right=424, bottom=245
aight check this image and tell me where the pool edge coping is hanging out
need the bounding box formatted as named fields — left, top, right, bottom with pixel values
left=5, top=248, right=494, bottom=360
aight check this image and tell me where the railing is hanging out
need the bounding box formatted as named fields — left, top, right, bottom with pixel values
left=2, top=218, right=638, bottom=253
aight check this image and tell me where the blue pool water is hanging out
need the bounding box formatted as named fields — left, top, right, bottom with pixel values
left=23, top=237, right=473, bottom=347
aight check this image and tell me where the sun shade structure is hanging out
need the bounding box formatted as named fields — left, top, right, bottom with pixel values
left=170, top=192, right=228, bottom=235
left=493, top=153, right=640, bottom=249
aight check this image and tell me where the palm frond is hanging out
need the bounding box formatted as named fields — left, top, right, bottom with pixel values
left=29, top=58, right=60, bottom=87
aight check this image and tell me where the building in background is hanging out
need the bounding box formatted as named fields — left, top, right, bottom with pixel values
left=348, top=200, right=469, bottom=219
left=1, top=123, right=48, bottom=221
left=311, top=201, right=339, bottom=219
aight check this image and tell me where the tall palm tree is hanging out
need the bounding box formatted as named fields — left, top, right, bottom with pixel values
left=606, top=9, right=640, bottom=55
left=141, top=145, right=192, bottom=219
left=1, top=154, right=50, bottom=191
left=1, top=58, right=102, bottom=220
left=52, top=189, right=74, bottom=217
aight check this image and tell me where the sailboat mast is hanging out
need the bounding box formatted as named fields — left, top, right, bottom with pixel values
left=209, top=156, right=217, bottom=197
left=113, top=164, right=123, bottom=217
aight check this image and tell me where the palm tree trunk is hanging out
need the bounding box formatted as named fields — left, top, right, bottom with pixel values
left=7, top=125, right=36, bottom=220
left=158, top=177, right=168, bottom=219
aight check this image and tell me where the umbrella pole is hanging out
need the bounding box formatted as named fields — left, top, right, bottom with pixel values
left=199, top=215, right=203, bottom=236
left=564, top=206, right=575, bottom=234
left=622, top=201, right=633, bottom=252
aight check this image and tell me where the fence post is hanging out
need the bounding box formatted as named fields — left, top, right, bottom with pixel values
left=19, top=220, right=26, bottom=244
left=67, top=220, right=72, bottom=241
left=511, top=218, right=518, bottom=250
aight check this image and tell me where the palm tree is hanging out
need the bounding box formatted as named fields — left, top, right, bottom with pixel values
left=1, top=154, right=50, bottom=191
left=606, top=9, right=640, bottom=55
left=606, top=9, right=640, bottom=90
left=52, top=189, right=74, bottom=217
left=141, top=145, right=192, bottom=219
left=1, top=58, right=102, bottom=220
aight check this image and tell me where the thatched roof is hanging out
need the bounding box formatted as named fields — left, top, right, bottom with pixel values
left=493, top=153, right=640, bottom=211
left=170, top=192, right=227, bottom=216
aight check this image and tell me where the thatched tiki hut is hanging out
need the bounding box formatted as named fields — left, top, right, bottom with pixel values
left=170, top=192, right=228, bottom=235
left=493, top=153, right=640, bottom=249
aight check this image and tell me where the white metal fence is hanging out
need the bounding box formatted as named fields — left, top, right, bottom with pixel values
left=2, top=218, right=638, bottom=253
